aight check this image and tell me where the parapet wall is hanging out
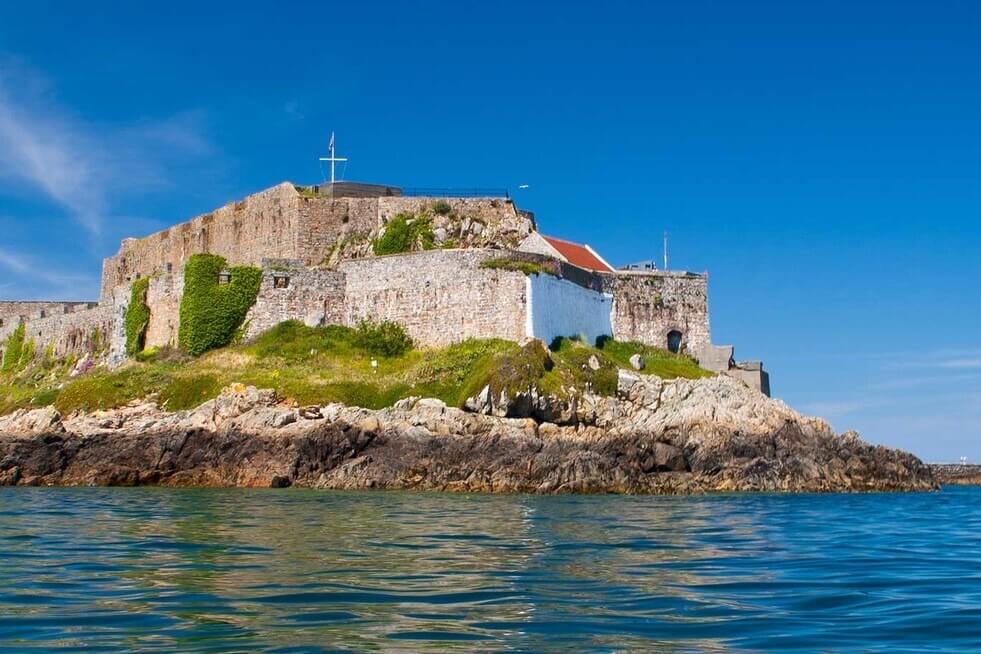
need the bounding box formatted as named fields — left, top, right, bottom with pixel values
left=600, top=271, right=711, bottom=354
left=0, top=301, right=97, bottom=330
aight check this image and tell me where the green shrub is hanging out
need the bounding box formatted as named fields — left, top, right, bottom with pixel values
left=353, top=320, right=413, bottom=357
left=432, top=200, right=452, bottom=215
left=178, top=254, right=262, bottom=356
left=1, top=323, right=27, bottom=374
left=125, top=277, right=151, bottom=356
left=372, top=213, right=435, bottom=255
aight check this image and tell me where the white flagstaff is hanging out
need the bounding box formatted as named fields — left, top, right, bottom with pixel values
left=319, top=132, right=348, bottom=186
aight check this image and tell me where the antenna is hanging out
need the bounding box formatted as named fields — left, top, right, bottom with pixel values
left=663, top=231, right=669, bottom=271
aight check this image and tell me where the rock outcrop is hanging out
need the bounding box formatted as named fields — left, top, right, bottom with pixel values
left=0, top=376, right=935, bottom=493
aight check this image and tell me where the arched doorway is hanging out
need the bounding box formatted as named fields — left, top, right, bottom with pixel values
left=667, top=329, right=683, bottom=354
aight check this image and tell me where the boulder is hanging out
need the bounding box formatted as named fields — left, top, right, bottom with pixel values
left=629, top=354, right=645, bottom=371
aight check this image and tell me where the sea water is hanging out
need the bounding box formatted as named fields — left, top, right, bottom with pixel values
left=1, top=486, right=979, bottom=652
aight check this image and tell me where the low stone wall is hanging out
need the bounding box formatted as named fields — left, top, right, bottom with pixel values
left=10, top=303, right=114, bottom=360
left=339, top=249, right=528, bottom=347
left=526, top=274, right=613, bottom=346
left=600, top=271, right=711, bottom=353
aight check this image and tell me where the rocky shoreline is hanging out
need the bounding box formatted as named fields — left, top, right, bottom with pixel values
left=0, top=373, right=936, bottom=493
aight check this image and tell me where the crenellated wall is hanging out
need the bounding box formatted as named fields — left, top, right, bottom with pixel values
left=599, top=271, right=711, bottom=354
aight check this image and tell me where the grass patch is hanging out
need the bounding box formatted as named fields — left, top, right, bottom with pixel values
left=480, top=257, right=556, bottom=277
left=596, top=337, right=712, bottom=380
left=0, top=323, right=712, bottom=417
left=372, top=213, right=436, bottom=255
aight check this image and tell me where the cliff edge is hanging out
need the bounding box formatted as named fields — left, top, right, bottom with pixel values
left=0, top=374, right=935, bottom=493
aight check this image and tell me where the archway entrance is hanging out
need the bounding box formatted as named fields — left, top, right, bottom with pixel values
left=667, top=330, right=683, bottom=354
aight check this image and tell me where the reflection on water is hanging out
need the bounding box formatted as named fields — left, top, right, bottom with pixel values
left=2, top=487, right=981, bottom=652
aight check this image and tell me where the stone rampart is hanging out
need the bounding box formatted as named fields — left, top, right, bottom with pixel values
left=339, top=249, right=528, bottom=347
left=99, top=185, right=537, bottom=301
left=600, top=271, right=711, bottom=354
left=244, top=264, right=346, bottom=339
left=100, top=183, right=305, bottom=300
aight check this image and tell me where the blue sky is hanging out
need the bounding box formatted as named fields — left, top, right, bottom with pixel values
left=1, top=1, right=978, bottom=461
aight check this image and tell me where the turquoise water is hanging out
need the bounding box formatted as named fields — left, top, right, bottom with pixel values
left=1, top=488, right=980, bottom=652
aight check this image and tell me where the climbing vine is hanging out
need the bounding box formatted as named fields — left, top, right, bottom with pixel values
left=124, top=277, right=151, bottom=356
left=0, top=323, right=27, bottom=373
left=178, top=254, right=262, bottom=356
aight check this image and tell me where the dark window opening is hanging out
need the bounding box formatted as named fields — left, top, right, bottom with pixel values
left=273, top=275, right=290, bottom=289
left=166, top=262, right=173, bottom=273
left=667, top=330, right=683, bottom=354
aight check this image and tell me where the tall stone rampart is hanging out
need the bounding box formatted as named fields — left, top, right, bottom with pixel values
left=100, top=183, right=305, bottom=301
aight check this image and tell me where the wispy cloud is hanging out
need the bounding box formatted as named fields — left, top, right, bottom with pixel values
left=0, top=246, right=93, bottom=296
left=0, top=56, right=216, bottom=237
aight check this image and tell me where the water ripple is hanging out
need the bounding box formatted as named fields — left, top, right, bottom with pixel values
left=1, top=487, right=980, bottom=652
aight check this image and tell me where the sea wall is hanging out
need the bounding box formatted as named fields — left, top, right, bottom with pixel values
left=339, top=249, right=528, bottom=347
left=526, top=274, right=613, bottom=346
left=600, top=271, right=711, bottom=353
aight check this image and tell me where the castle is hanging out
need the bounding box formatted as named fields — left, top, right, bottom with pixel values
left=0, top=181, right=769, bottom=394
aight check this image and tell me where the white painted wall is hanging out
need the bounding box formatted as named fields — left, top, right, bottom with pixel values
left=525, top=274, right=613, bottom=346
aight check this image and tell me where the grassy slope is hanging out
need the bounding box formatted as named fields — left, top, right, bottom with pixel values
left=0, top=322, right=710, bottom=416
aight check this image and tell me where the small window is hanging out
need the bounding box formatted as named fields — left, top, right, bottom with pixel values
left=166, top=262, right=173, bottom=273
left=667, top=330, right=683, bottom=354
left=273, top=275, right=290, bottom=289
left=39, top=310, right=46, bottom=318
left=218, top=272, right=232, bottom=285
left=0, top=318, right=4, bottom=327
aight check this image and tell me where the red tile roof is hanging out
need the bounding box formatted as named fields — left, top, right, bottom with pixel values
left=542, top=236, right=615, bottom=273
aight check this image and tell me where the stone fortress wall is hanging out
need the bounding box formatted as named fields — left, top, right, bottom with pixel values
left=3, top=181, right=769, bottom=395
left=100, top=184, right=537, bottom=301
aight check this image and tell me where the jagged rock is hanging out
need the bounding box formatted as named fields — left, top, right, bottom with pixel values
left=629, top=354, right=645, bottom=371
left=0, top=407, right=64, bottom=436
left=0, top=377, right=936, bottom=493
left=587, top=355, right=601, bottom=371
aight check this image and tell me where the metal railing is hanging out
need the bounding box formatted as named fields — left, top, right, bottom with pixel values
left=401, top=187, right=509, bottom=198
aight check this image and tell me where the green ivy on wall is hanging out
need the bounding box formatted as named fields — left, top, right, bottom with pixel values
left=178, top=254, right=262, bottom=356
left=0, top=323, right=27, bottom=373
left=124, top=277, right=151, bottom=356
